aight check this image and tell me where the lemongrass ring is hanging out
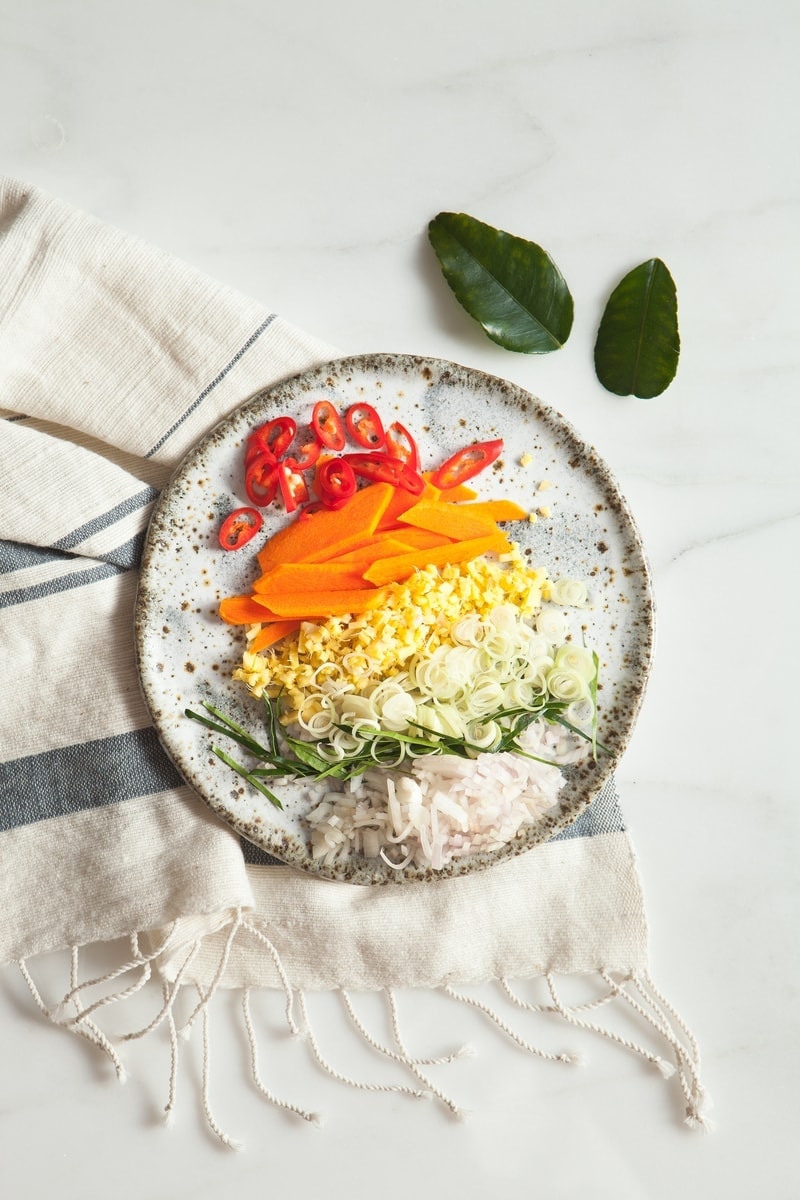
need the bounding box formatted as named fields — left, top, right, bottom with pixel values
left=535, top=609, right=569, bottom=642
left=565, top=698, right=595, bottom=728
left=548, top=578, right=590, bottom=608
left=554, top=644, right=597, bottom=681
left=545, top=667, right=590, bottom=704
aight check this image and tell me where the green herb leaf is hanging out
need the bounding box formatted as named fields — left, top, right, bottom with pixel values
left=428, top=212, right=574, bottom=353
left=594, top=258, right=680, bottom=398
left=284, top=735, right=342, bottom=775
left=588, top=650, right=600, bottom=759
left=184, top=705, right=266, bottom=760
left=211, top=747, right=284, bottom=809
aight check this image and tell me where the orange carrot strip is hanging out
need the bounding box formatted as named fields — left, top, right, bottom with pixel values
left=397, top=499, right=497, bottom=541
left=257, top=482, right=395, bottom=569
left=373, top=479, right=479, bottom=532
left=455, top=499, right=528, bottom=522
left=265, top=587, right=387, bottom=618
left=375, top=485, right=430, bottom=530
left=445, top=484, right=479, bottom=501
left=421, top=473, right=479, bottom=502
left=377, top=526, right=452, bottom=550
left=219, top=594, right=279, bottom=625
left=254, top=562, right=370, bottom=596
left=333, top=537, right=414, bottom=564
left=248, top=596, right=294, bottom=619
left=301, top=533, right=382, bottom=565
left=248, top=621, right=302, bottom=652
left=362, top=533, right=511, bottom=586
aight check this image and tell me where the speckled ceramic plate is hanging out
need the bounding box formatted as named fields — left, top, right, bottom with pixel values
left=135, top=354, right=654, bottom=885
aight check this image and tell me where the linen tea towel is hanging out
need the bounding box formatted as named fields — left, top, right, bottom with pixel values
left=0, top=178, right=709, bottom=1139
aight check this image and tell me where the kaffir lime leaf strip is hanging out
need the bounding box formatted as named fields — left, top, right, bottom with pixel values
left=428, top=211, right=574, bottom=354
left=594, top=258, right=680, bottom=398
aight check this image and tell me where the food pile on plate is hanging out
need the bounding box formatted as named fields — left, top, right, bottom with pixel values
left=194, top=400, right=600, bottom=871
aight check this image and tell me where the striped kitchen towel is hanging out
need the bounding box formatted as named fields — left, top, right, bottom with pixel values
left=0, top=178, right=708, bottom=1143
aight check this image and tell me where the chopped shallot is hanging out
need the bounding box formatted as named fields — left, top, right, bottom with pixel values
left=305, top=719, right=589, bottom=870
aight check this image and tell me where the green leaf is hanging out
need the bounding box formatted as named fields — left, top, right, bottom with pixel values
left=284, top=735, right=341, bottom=775
left=594, top=258, right=680, bottom=398
left=210, top=747, right=284, bottom=809
left=185, top=705, right=266, bottom=760
left=428, top=212, right=574, bottom=353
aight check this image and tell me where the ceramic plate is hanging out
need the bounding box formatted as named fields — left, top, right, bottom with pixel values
left=135, top=354, right=654, bottom=884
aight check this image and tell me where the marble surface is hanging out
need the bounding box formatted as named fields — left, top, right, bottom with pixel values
left=1, top=1, right=798, bottom=1195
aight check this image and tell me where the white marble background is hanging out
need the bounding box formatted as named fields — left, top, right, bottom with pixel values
left=1, top=1, right=798, bottom=1196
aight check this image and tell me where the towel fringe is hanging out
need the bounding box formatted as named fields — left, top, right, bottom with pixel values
left=543, top=971, right=676, bottom=1079
left=383, top=989, right=465, bottom=1119
left=162, top=979, right=179, bottom=1127
left=242, top=988, right=323, bottom=1125
left=297, top=989, right=431, bottom=1104
left=631, top=970, right=712, bottom=1130
left=444, top=980, right=583, bottom=1067
left=240, top=916, right=300, bottom=1037
left=195, top=983, right=243, bottom=1151
left=17, top=956, right=127, bottom=1084
left=177, top=908, right=244, bottom=1040
left=121, top=939, right=201, bottom=1044
left=16, top=921, right=709, bottom=1143
left=51, top=924, right=178, bottom=1025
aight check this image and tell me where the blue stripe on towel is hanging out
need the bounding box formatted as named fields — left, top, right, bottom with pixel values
left=94, top=529, right=147, bottom=570
left=551, top=777, right=624, bottom=840
left=146, top=314, right=277, bottom=457
left=0, top=558, right=129, bottom=608
left=50, top=487, right=159, bottom=551
left=240, top=839, right=284, bottom=866
left=0, top=540, right=73, bottom=572
left=0, top=727, right=184, bottom=831
left=0, top=531, right=144, bottom=577
left=0, top=486, right=156, bottom=598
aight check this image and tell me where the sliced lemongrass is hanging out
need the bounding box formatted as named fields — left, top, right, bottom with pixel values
left=548, top=578, right=590, bottom=608
left=545, top=666, right=590, bottom=704
left=554, top=644, right=597, bottom=681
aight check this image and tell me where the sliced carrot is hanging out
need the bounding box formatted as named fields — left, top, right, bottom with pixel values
left=248, top=596, right=295, bottom=619
left=397, top=499, right=497, bottom=542
left=333, top=536, right=414, bottom=564
left=362, top=533, right=512, bottom=586
left=257, top=482, right=395, bottom=569
left=254, top=562, right=370, bottom=597
left=375, top=484, right=429, bottom=530
left=248, top=621, right=302, bottom=652
left=219, top=594, right=279, bottom=625
left=377, top=525, right=452, bottom=551
left=301, top=533, right=379, bottom=565
left=266, top=587, right=387, bottom=618
left=445, top=483, right=479, bottom=501
left=455, top=499, right=528, bottom=522
left=374, top=478, right=479, bottom=530
left=421, top=472, right=478, bottom=502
